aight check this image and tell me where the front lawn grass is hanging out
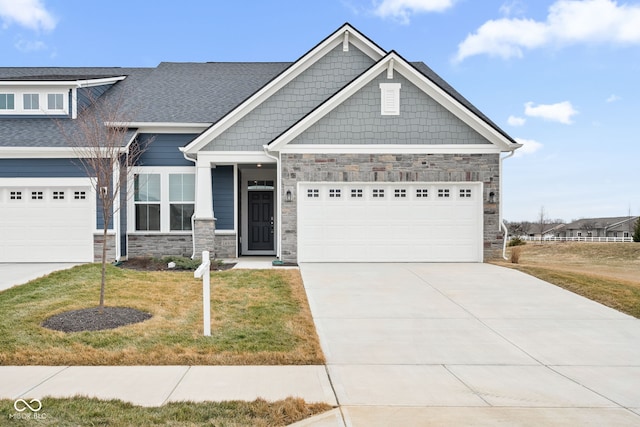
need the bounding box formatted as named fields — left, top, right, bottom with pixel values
left=1, top=396, right=333, bottom=427
left=508, top=265, right=640, bottom=319
left=495, top=243, right=640, bottom=319
left=0, top=264, right=324, bottom=365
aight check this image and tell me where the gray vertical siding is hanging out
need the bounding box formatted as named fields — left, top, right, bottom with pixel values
left=212, top=166, right=234, bottom=230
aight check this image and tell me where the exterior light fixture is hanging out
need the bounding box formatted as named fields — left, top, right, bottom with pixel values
left=488, top=191, right=495, bottom=203
left=256, top=163, right=262, bottom=168
left=285, top=190, right=292, bottom=202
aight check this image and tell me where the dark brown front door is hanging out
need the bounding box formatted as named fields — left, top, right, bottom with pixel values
left=248, top=191, right=274, bottom=251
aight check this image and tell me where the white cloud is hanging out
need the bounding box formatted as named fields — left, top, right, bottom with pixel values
left=507, top=115, right=526, bottom=126
left=524, top=101, right=578, bottom=124
left=606, top=94, right=621, bottom=103
left=374, top=0, right=456, bottom=23
left=0, top=0, right=56, bottom=31
left=513, top=137, right=543, bottom=158
left=455, top=0, right=640, bottom=62
left=15, top=38, right=46, bottom=52
left=499, top=0, right=526, bottom=17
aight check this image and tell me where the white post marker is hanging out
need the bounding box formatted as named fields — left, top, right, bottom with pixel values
left=194, top=250, right=211, bottom=337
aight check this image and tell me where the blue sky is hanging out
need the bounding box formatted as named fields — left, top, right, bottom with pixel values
left=1, top=0, right=639, bottom=222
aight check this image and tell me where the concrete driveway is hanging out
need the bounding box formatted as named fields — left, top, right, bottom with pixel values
left=299, top=263, right=640, bottom=426
left=0, top=263, right=81, bottom=292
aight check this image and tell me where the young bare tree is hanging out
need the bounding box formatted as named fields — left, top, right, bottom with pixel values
left=537, top=206, right=547, bottom=238
left=57, top=91, right=148, bottom=311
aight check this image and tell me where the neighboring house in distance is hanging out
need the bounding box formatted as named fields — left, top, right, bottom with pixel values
left=0, top=24, right=520, bottom=264
left=556, top=217, right=639, bottom=239
left=529, top=223, right=566, bottom=240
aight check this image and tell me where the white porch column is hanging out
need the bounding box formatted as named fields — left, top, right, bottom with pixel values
left=195, top=160, right=214, bottom=219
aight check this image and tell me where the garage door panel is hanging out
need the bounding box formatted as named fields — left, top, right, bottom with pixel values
left=0, top=181, right=94, bottom=262
left=298, top=182, right=482, bottom=263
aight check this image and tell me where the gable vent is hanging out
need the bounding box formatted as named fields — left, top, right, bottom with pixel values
left=380, top=83, right=401, bottom=116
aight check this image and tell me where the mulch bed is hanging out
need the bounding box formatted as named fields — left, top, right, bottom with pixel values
left=116, top=257, right=235, bottom=272
left=42, top=307, right=152, bottom=333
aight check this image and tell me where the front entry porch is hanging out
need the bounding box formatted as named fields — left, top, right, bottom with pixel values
left=239, top=165, right=277, bottom=256
left=192, top=159, right=278, bottom=259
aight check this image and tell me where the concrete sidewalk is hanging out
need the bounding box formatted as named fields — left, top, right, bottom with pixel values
left=0, top=365, right=337, bottom=407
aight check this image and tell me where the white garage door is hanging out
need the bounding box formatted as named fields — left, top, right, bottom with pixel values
left=297, top=182, right=483, bottom=262
left=0, top=178, right=95, bottom=262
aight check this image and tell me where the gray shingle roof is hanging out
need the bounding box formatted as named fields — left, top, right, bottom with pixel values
left=0, top=59, right=515, bottom=147
left=127, top=62, right=290, bottom=123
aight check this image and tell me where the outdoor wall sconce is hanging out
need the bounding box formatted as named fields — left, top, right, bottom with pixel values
left=285, top=190, right=292, bottom=202
left=488, top=191, right=495, bottom=204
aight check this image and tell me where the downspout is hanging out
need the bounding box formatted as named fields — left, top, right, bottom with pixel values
left=182, top=150, right=198, bottom=258
left=263, top=145, right=282, bottom=260
left=500, top=150, right=516, bottom=260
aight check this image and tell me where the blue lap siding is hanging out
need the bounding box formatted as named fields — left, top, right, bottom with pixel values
left=136, top=134, right=197, bottom=166
left=212, top=166, right=234, bottom=230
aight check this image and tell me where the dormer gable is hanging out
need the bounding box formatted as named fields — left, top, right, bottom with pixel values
left=0, top=75, right=126, bottom=119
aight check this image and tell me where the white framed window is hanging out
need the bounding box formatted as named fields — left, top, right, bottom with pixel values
left=23, top=94, right=39, bottom=110
left=0, top=94, right=15, bottom=110
left=31, top=191, right=43, bottom=200
left=134, top=174, right=161, bottom=231
left=394, top=189, right=406, bottom=198
left=329, top=189, right=341, bottom=198
left=379, top=83, right=401, bottom=116
left=131, top=168, right=195, bottom=233
left=459, top=189, right=472, bottom=198
left=438, top=189, right=450, bottom=198
left=48, top=93, right=64, bottom=110
left=169, top=174, right=195, bottom=231
left=9, top=191, right=22, bottom=200
left=372, top=188, right=385, bottom=198
left=416, top=189, right=428, bottom=198
left=307, top=189, right=319, bottom=198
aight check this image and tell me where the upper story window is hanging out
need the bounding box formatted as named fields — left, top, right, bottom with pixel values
left=48, top=93, right=64, bottom=110
left=23, top=93, right=39, bottom=110
left=0, top=94, right=14, bottom=110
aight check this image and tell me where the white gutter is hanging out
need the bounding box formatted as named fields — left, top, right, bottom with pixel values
left=182, top=151, right=198, bottom=259
left=500, top=150, right=517, bottom=260
left=263, top=145, right=282, bottom=260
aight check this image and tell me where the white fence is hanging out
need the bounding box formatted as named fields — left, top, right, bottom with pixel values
left=515, top=236, right=634, bottom=243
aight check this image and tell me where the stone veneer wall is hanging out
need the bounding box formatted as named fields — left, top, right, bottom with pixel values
left=213, top=233, right=237, bottom=259
left=280, top=153, right=503, bottom=263
left=193, top=219, right=215, bottom=258
left=127, top=234, right=193, bottom=258
left=94, top=233, right=117, bottom=263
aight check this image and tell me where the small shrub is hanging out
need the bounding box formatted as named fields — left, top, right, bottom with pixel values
left=508, top=237, right=527, bottom=247
left=160, top=255, right=202, bottom=270
left=510, top=246, right=523, bottom=264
